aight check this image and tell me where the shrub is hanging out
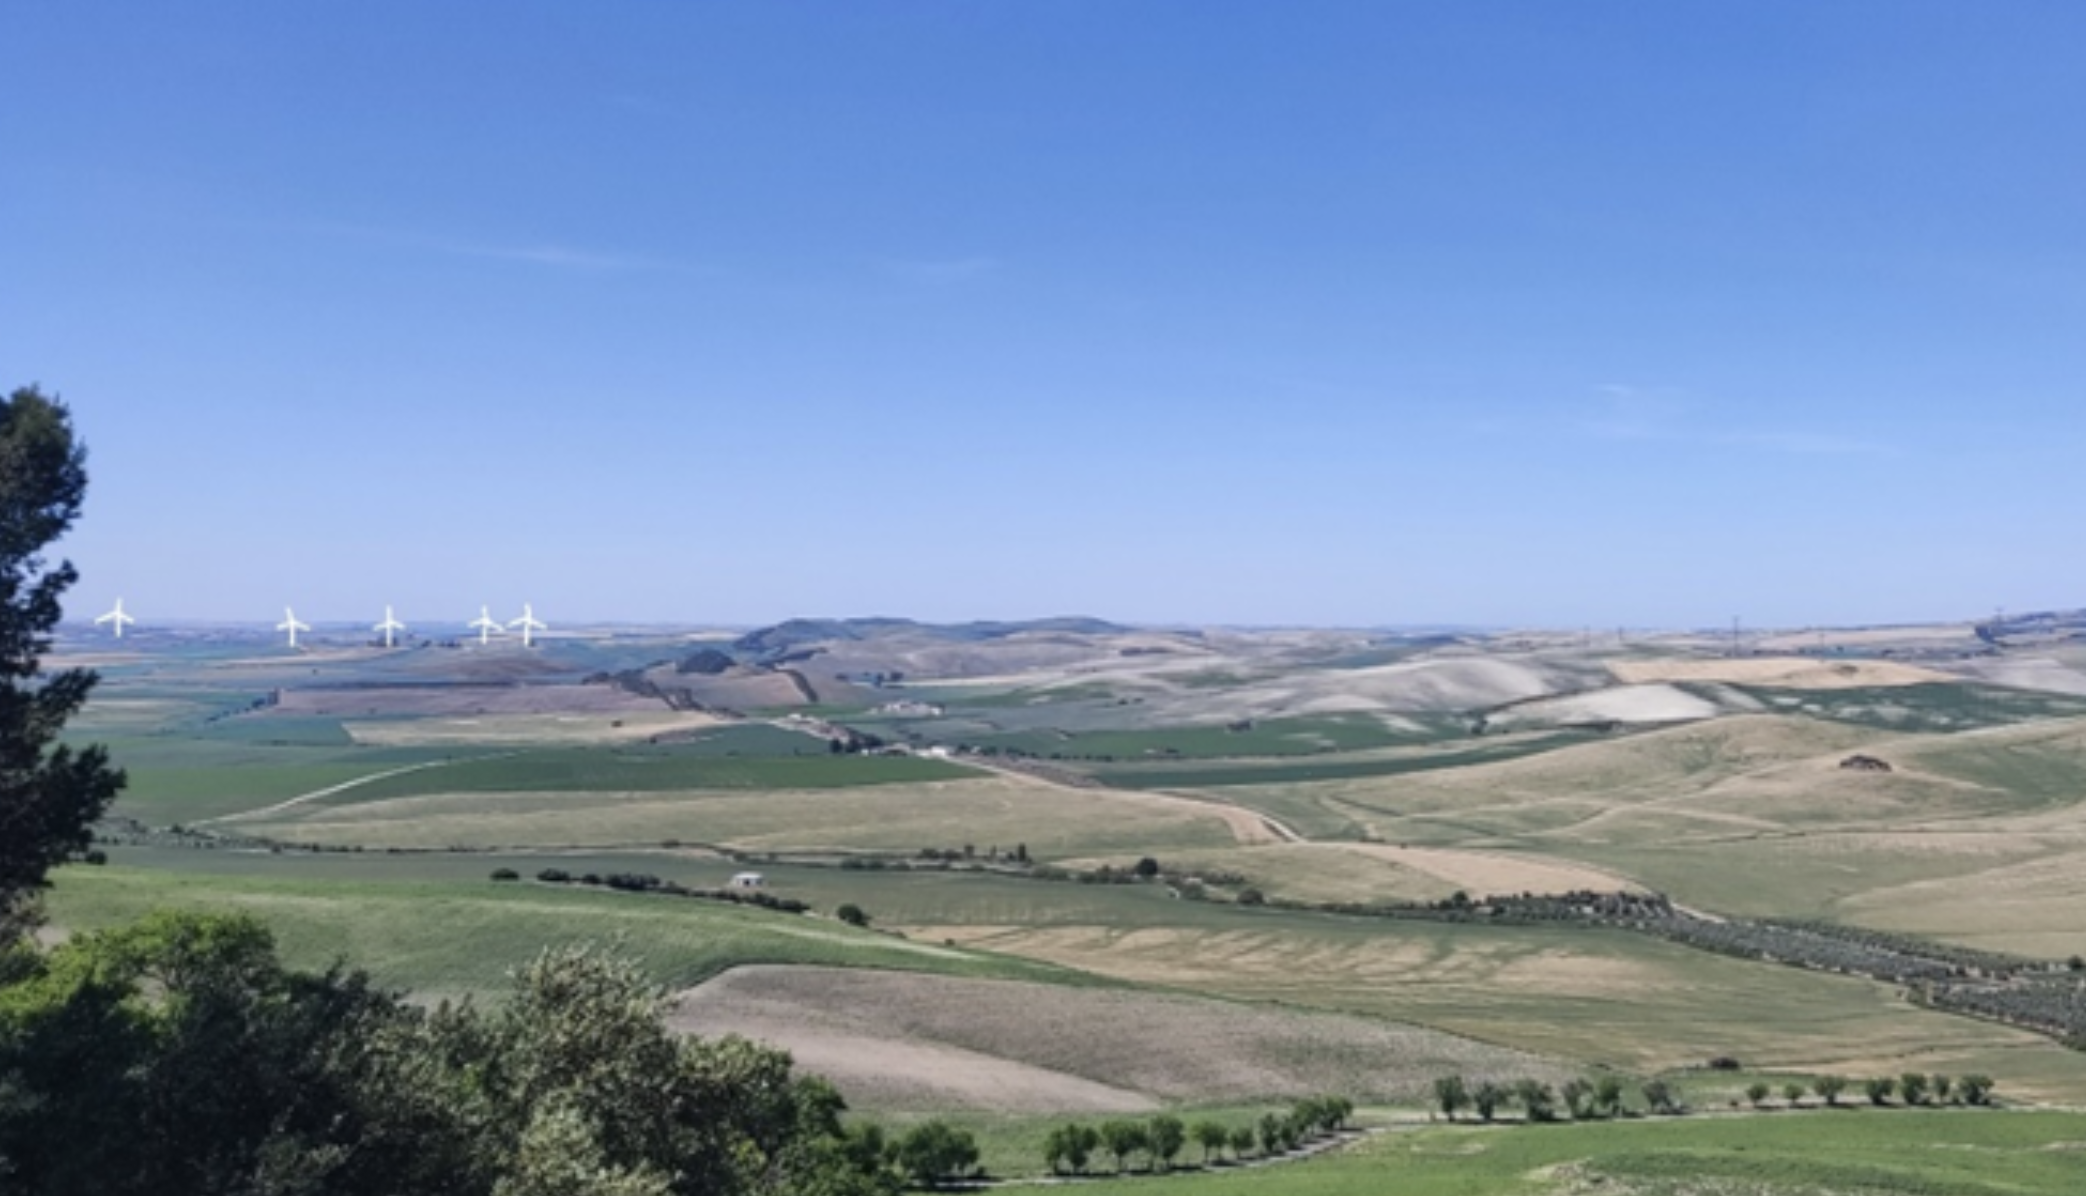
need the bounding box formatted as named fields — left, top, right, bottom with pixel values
left=489, top=867, right=519, bottom=881
left=835, top=903, right=870, bottom=928
left=535, top=868, right=571, bottom=884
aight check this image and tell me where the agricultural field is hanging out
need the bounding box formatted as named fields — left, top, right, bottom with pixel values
left=1129, top=1110, right=2086, bottom=1196
left=38, top=615, right=2086, bottom=1164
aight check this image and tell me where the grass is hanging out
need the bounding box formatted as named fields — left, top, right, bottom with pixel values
left=44, top=862, right=1088, bottom=1002
left=1190, top=1109, right=2086, bottom=1196
left=293, top=741, right=978, bottom=806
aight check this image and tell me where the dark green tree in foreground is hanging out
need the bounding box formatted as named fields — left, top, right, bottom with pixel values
left=0, top=919, right=896, bottom=1196
left=0, top=386, right=125, bottom=939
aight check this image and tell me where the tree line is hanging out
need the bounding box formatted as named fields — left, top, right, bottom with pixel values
left=1428, top=1070, right=1996, bottom=1124
left=1042, top=1097, right=1354, bottom=1176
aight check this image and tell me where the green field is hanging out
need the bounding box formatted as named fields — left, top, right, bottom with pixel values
left=1124, top=1110, right=2086, bottom=1196
left=46, top=861, right=1090, bottom=1001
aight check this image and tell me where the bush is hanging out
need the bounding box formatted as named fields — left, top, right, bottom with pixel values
left=489, top=867, right=519, bottom=881
left=836, top=903, right=870, bottom=928
left=536, top=868, right=571, bottom=883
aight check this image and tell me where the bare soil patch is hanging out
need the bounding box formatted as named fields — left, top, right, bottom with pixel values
left=673, top=966, right=1564, bottom=1113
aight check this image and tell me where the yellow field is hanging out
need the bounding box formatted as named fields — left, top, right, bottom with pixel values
left=249, top=774, right=1246, bottom=857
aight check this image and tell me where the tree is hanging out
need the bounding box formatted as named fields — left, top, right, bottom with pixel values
left=1433, top=1074, right=1470, bottom=1121
left=1146, top=1114, right=1185, bottom=1172
left=1256, top=1111, right=1286, bottom=1156
left=1931, top=1074, right=1953, bottom=1104
left=1592, top=1075, right=1626, bottom=1118
left=1863, top=1076, right=1896, bottom=1106
left=1044, top=1123, right=1098, bottom=1175
left=894, top=1121, right=977, bottom=1187
left=1782, top=1081, right=1807, bottom=1107
left=0, top=924, right=894, bottom=1196
left=0, top=386, right=125, bottom=939
left=1813, top=1075, right=1847, bottom=1107
left=1098, top=1119, right=1148, bottom=1173
left=835, top=903, right=870, bottom=928
left=1560, top=1078, right=1594, bottom=1120
left=1132, top=856, right=1160, bottom=880
left=1227, top=1124, right=1256, bottom=1160
left=1513, top=1079, right=1557, bottom=1122
left=1897, top=1072, right=1928, bottom=1106
left=1957, top=1074, right=1995, bottom=1106
left=1745, top=1082, right=1771, bottom=1109
left=1640, top=1079, right=1682, bottom=1116
left=1471, top=1081, right=1506, bottom=1123
left=1192, top=1120, right=1229, bottom=1165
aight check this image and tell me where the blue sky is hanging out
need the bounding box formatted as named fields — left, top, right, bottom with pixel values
left=7, top=2, right=2082, bottom=629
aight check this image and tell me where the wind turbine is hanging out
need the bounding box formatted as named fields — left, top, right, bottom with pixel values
left=508, top=602, right=547, bottom=649
left=468, top=605, right=503, bottom=645
left=374, top=605, right=406, bottom=648
left=94, top=598, right=137, bottom=639
left=277, top=606, right=312, bottom=650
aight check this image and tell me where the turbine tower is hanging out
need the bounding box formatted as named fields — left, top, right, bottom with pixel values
left=468, top=605, right=503, bottom=645
left=277, top=606, right=312, bottom=650
left=94, top=598, right=137, bottom=639
left=508, top=602, right=547, bottom=649
left=375, top=605, right=406, bottom=648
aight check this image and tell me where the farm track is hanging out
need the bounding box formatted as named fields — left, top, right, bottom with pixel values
left=199, top=752, right=522, bottom=825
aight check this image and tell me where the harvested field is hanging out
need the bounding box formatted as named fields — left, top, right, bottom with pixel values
left=903, top=912, right=2083, bottom=1089
left=1316, top=843, right=1644, bottom=897
left=247, top=775, right=1244, bottom=857
left=1483, top=683, right=1725, bottom=729
left=273, top=684, right=668, bottom=718
left=673, top=965, right=1568, bottom=1113
left=1608, top=656, right=1952, bottom=689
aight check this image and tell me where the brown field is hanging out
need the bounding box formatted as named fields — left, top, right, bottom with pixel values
left=248, top=775, right=1245, bottom=857
left=673, top=965, right=1571, bottom=1113
left=274, top=684, right=668, bottom=718
left=906, top=919, right=2086, bottom=1099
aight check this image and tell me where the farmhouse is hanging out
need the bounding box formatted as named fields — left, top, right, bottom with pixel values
left=729, top=871, right=765, bottom=890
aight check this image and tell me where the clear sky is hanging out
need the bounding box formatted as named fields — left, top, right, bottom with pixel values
left=7, top=2, right=2082, bottom=630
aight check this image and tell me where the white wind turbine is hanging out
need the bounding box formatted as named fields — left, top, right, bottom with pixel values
left=508, top=602, right=547, bottom=648
left=277, top=606, right=312, bottom=650
left=94, top=598, right=137, bottom=639
left=468, top=605, right=503, bottom=645
left=374, top=605, right=406, bottom=648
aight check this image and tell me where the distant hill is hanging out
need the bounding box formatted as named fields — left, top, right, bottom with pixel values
left=733, top=616, right=1127, bottom=655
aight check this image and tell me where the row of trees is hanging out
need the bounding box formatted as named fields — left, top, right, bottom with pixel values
left=1432, top=1070, right=1999, bottom=1126
left=1042, top=1097, right=1354, bottom=1175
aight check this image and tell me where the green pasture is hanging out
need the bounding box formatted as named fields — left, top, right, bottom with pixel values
left=44, top=862, right=1087, bottom=1003
left=1124, top=1110, right=2086, bottom=1196
left=84, top=736, right=461, bottom=823
left=290, top=741, right=976, bottom=807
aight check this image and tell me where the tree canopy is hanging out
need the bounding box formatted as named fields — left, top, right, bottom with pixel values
left=0, top=385, right=124, bottom=936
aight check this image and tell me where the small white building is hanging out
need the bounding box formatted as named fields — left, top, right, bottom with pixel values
left=729, top=872, right=765, bottom=890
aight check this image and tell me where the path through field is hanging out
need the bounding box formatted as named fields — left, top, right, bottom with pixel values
left=200, top=753, right=520, bottom=825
